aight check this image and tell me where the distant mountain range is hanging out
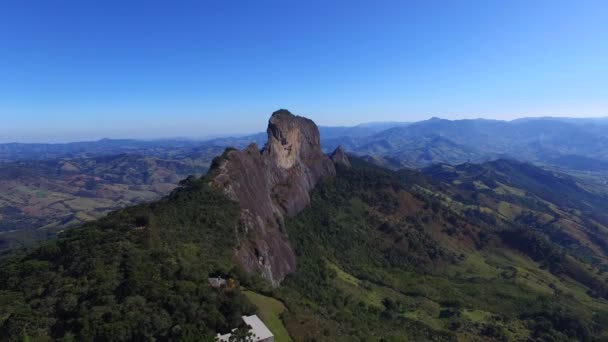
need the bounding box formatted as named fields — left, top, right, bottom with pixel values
left=2, top=111, right=608, bottom=340
left=2, top=116, right=608, bottom=250
left=0, top=124, right=396, bottom=162
left=4, top=116, right=608, bottom=171
left=321, top=117, right=608, bottom=173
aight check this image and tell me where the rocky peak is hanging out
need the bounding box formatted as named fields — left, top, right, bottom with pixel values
left=209, top=109, right=335, bottom=286
left=330, top=145, right=351, bottom=168
left=265, top=109, right=322, bottom=169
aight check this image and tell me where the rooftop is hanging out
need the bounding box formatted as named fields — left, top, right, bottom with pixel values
left=216, top=314, right=273, bottom=341
left=243, top=314, right=273, bottom=340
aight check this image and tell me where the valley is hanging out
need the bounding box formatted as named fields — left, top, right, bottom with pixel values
left=4, top=116, right=608, bottom=253
left=0, top=153, right=215, bottom=250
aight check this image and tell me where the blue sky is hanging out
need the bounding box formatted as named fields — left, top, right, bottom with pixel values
left=1, top=0, right=607, bottom=142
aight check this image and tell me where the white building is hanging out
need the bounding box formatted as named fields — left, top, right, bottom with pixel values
left=208, top=276, right=227, bottom=288
left=216, top=314, right=274, bottom=342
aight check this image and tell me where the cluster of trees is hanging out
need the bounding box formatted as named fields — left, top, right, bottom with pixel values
left=0, top=176, right=255, bottom=341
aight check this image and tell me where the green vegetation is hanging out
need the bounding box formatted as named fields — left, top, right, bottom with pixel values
left=274, top=159, right=608, bottom=341
left=2, top=149, right=608, bottom=340
left=0, top=176, right=254, bottom=341
left=243, top=290, right=291, bottom=342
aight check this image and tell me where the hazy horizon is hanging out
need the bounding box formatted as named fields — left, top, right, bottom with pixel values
left=3, top=113, right=608, bottom=144
left=2, top=1, right=607, bottom=143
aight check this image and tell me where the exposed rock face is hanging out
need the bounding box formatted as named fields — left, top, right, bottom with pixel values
left=330, top=145, right=351, bottom=168
left=210, top=109, right=335, bottom=286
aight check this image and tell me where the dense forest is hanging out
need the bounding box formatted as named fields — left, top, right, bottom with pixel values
left=0, top=176, right=257, bottom=341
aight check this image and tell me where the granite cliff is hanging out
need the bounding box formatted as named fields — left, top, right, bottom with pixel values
left=210, top=109, right=337, bottom=286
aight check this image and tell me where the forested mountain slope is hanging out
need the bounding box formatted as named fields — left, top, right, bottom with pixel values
left=277, top=158, right=608, bottom=341
left=0, top=176, right=255, bottom=341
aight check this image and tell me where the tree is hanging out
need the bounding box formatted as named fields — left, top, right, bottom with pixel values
left=228, top=325, right=255, bottom=342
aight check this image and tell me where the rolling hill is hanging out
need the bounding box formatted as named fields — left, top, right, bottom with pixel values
left=0, top=153, right=214, bottom=250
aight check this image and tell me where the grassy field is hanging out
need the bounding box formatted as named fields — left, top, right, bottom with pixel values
left=243, top=290, right=292, bottom=342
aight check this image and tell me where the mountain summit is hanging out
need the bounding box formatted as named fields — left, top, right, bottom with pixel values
left=210, top=109, right=335, bottom=286
left=330, top=145, right=351, bottom=168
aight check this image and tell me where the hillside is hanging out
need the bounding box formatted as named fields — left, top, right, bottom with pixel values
left=1, top=111, right=608, bottom=341
left=0, top=154, right=214, bottom=250
left=0, top=176, right=255, bottom=341
left=275, top=157, right=608, bottom=341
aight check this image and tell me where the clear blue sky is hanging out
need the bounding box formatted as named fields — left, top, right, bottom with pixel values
left=1, top=0, right=607, bottom=142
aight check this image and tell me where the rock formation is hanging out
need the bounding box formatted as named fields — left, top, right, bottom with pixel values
left=330, top=145, right=351, bottom=168
left=209, top=109, right=335, bottom=286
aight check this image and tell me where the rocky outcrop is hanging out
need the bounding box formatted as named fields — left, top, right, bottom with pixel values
left=210, top=109, right=335, bottom=286
left=330, top=145, right=351, bottom=168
